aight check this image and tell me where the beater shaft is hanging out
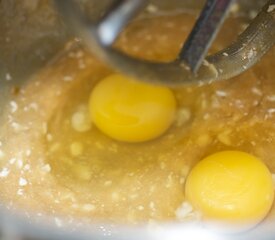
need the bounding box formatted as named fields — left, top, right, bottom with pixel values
left=180, top=0, right=235, bottom=72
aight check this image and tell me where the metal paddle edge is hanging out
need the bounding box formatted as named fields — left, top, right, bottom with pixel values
left=54, top=0, right=275, bottom=87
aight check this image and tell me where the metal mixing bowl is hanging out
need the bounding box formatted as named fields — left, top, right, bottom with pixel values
left=0, top=1, right=273, bottom=239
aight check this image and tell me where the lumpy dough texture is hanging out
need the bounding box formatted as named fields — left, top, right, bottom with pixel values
left=89, top=74, right=176, bottom=142
left=185, top=151, right=274, bottom=227
left=0, top=12, right=275, bottom=227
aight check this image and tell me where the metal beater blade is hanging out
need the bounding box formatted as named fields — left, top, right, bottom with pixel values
left=55, top=0, right=275, bottom=86
left=179, top=0, right=235, bottom=72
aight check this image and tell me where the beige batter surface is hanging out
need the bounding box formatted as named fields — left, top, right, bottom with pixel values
left=0, top=12, right=275, bottom=227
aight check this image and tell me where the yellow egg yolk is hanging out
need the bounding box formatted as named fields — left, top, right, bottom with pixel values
left=89, top=74, right=176, bottom=142
left=185, top=151, right=274, bottom=228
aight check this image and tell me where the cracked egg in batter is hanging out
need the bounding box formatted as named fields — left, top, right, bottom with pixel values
left=0, top=12, right=275, bottom=230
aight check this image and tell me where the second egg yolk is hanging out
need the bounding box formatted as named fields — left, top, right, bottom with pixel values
left=89, top=74, right=176, bottom=142
left=185, top=151, right=274, bottom=228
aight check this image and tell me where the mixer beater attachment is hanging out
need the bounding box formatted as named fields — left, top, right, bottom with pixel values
left=55, top=0, right=275, bottom=86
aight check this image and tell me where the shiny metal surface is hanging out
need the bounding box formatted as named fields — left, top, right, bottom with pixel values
left=96, top=0, right=148, bottom=46
left=180, top=0, right=235, bottom=72
left=0, top=1, right=274, bottom=239
left=55, top=0, right=275, bottom=86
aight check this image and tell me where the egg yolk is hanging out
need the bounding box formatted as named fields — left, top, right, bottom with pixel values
left=185, top=151, right=274, bottom=228
left=89, top=74, right=176, bottom=142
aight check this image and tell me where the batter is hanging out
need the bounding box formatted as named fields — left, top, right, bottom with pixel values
left=0, top=12, right=275, bottom=228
